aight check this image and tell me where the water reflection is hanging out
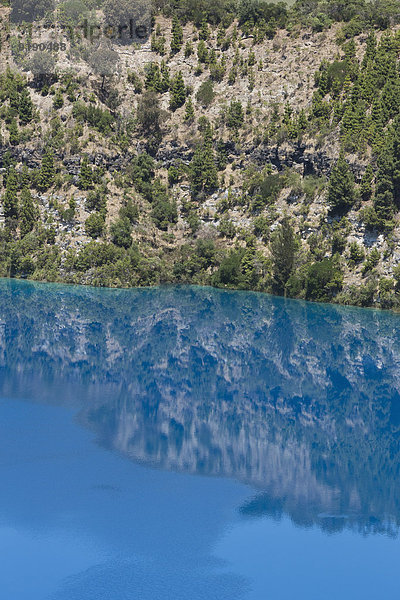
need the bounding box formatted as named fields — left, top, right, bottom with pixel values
left=1, top=279, right=400, bottom=536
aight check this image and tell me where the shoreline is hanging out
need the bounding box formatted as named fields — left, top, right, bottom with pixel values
left=1, top=274, right=399, bottom=315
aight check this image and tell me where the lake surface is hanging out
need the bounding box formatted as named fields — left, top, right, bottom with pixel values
left=0, top=279, right=400, bottom=599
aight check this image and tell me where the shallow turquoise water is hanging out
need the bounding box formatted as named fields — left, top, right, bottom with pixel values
left=0, top=279, right=400, bottom=599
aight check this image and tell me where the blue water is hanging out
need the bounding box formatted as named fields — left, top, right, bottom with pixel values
left=0, top=280, right=400, bottom=599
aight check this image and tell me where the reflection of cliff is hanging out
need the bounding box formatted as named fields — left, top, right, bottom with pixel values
left=1, top=279, right=400, bottom=535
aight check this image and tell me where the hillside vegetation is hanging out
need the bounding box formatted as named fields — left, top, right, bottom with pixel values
left=2, top=0, right=400, bottom=307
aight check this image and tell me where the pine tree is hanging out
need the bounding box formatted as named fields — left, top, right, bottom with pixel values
left=392, top=122, right=400, bottom=207
left=20, top=187, right=39, bottom=237
left=184, top=41, right=193, bottom=58
left=184, top=97, right=195, bottom=122
left=226, top=100, right=244, bottom=130
left=374, top=138, right=395, bottom=222
left=361, top=164, right=374, bottom=201
left=208, top=49, right=217, bottom=66
left=145, top=62, right=162, bottom=92
left=342, top=73, right=352, bottom=97
left=362, top=31, right=377, bottom=68
left=3, top=167, right=19, bottom=219
left=169, top=71, right=186, bottom=111
left=190, top=124, right=218, bottom=195
left=199, top=18, right=209, bottom=41
left=270, top=217, right=297, bottom=296
left=297, top=109, right=308, bottom=132
left=328, top=155, right=355, bottom=213
left=37, top=148, right=55, bottom=192
left=170, top=17, right=183, bottom=55
left=8, top=119, right=19, bottom=146
left=78, top=156, right=93, bottom=190
left=21, top=165, right=30, bottom=188
left=283, top=102, right=293, bottom=126
left=241, top=237, right=258, bottom=288
left=160, top=60, right=170, bottom=93
left=8, top=81, right=19, bottom=111
left=19, top=87, right=33, bottom=125
left=197, top=40, right=208, bottom=64
left=2, top=151, right=15, bottom=187
left=53, top=89, right=64, bottom=109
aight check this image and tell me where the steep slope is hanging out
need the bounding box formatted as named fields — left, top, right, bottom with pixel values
left=1, top=0, right=400, bottom=307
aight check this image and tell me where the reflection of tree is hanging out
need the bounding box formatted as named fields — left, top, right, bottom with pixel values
left=1, top=279, right=400, bottom=535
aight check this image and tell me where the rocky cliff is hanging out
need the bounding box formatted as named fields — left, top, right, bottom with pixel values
left=2, top=4, right=400, bottom=307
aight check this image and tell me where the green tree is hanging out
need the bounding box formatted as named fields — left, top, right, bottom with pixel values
left=212, top=249, right=244, bottom=287
left=190, top=125, right=218, bottom=195
left=328, top=155, right=355, bottom=213
left=3, top=167, right=19, bottom=219
left=151, top=198, right=178, bottom=230
left=145, top=62, right=162, bottom=92
left=270, top=216, right=297, bottom=296
left=168, top=165, right=180, bottom=186
left=196, top=80, right=214, bottom=107
left=226, top=100, right=244, bottom=130
left=19, top=87, right=33, bottom=125
left=199, top=18, right=210, bottom=40
left=119, top=199, right=139, bottom=223
left=169, top=71, right=186, bottom=111
left=360, top=164, right=374, bottom=201
left=184, top=96, right=195, bottom=122
left=170, top=17, right=183, bottom=55
left=58, top=0, right=88, bottom=26
left=20, top=187, right=39, bottom=237
left=8, top=119, right=19, bottom=146
left=184, top=41, right=193, bottom=58
left=306, top=258, right=343, bottom=301
left=362, top=247, right=380, bottom=275
left=348, top=241, right=365, bottom=263
left=110, top=217, right=132, bottom=248
left=85, top=212, right=105, bottom=239
left=78, top=156, right=93, bottom=190
left=160, top=61, right=170, bottom=93
left=136, top=91, right=162, bottom=154
left=37, top=148, right=55, bottom=192
left=53, top=89, right=64, bottom=109
left=197, top=40, right=209, bottom=64
left=372, top=136, right=396, bottom=227
left=392, top=124, right=400, bottom=207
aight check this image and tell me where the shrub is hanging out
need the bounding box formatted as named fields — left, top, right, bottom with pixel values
left=119, top=199, right=139, bottom=223
left=85, top=212, right=105, bottom=239
left=110, top=217, right=133, bottom=248
left=196, top=80, right=215, bottom=107
left=348, top=241, right=365, bottom=263
left=151, top=199, right=178, bottom=230
left=362, top=247, right=380, bottom=275
left=306, top=258, right=343, bottom=301
left=213, top=249, right=244, bottom=286
left=75, top=241, right=123, bottom=271
left=226, top=100, right=244, bottom=129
